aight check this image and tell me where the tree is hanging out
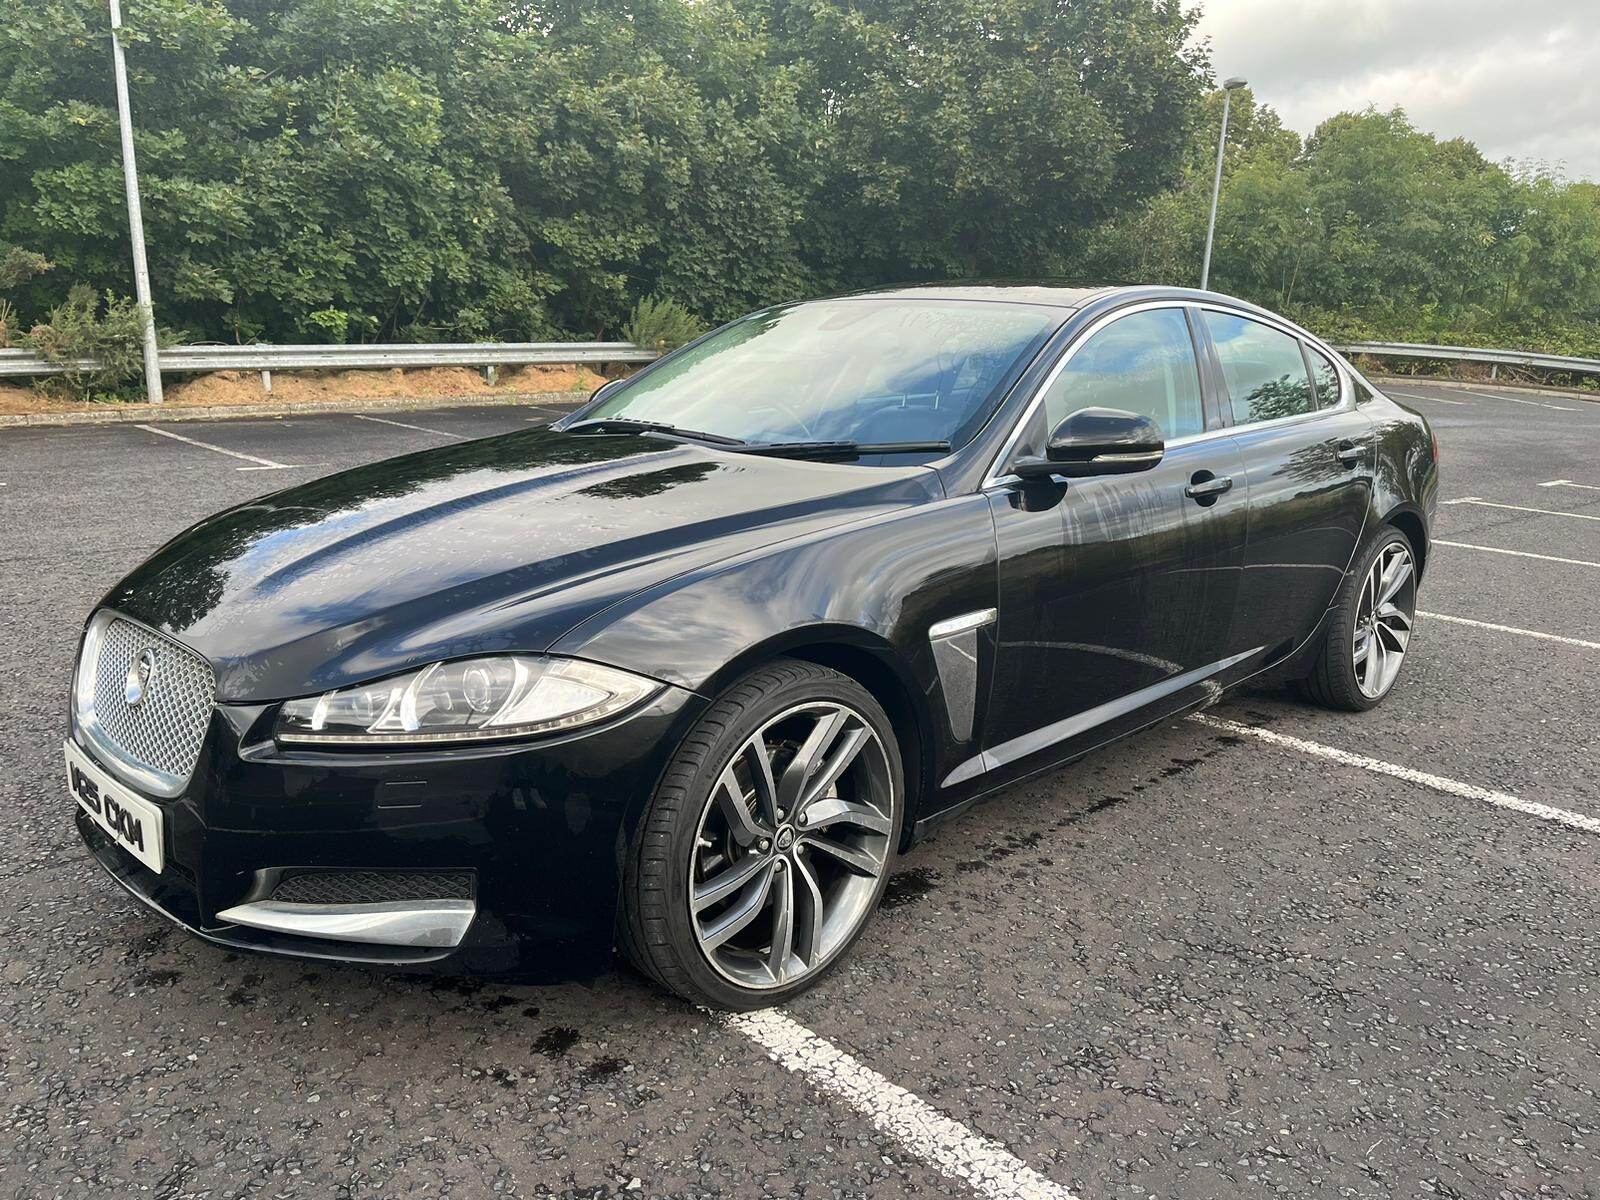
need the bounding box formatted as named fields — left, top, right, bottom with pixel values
left=762, top=0, right=1208, bottom=286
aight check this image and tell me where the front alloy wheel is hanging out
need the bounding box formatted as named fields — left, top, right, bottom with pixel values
left=689, top=701, right=894, bottom=990
left=621, top=661, right=902, bottom=1009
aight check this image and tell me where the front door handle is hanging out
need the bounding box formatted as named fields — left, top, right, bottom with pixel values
left=1336, top=439, right=1366, bottom=467
left=1184, top=473, right=1234, bottom=502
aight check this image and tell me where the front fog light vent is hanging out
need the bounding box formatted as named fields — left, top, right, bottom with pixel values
left=270, top=870, right=474, bottom=906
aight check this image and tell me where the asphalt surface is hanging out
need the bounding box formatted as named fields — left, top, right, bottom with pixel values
left=3, top=381, right=1599, bottom=1199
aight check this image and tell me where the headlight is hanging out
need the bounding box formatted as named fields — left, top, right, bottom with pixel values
left=275, top=656, right=662, bottom=746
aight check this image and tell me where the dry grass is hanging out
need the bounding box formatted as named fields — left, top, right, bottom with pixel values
left=0, top=363, right=604, bottom=416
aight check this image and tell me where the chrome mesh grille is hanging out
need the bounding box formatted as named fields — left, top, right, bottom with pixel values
left=85, top=617, right=215, bottom=782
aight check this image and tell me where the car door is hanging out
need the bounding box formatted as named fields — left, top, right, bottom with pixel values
left=975, top=304, right=1251, bottom=782
left=1197, top=310, right=1376, bottom=657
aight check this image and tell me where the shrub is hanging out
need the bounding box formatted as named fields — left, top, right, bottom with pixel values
left=24, top=285, right=165, bottom=402
left=0, top=244, right=51, bottom=293
left=622, top=295, right=706, bottom=355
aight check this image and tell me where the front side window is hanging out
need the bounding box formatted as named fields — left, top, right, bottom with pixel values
left=1307, top=346, right=1343, bottom=409
left=584, top=299, right=1062, bottom=451
left=1036, top=308, right=1206, bottom=442
left=1204, top=312, right=1316, bottom=424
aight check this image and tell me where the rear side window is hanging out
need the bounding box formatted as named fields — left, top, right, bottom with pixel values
left=1203, top=312, right=1316, bottom=424
left=1307, top=345, right=1343, bottom=409
left=1038, top=308, right=1205, bottom=441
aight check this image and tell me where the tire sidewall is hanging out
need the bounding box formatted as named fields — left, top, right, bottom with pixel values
left=648, top=664, right=904, bottom=1010
left=1329, top=527, right=1414, bottom=710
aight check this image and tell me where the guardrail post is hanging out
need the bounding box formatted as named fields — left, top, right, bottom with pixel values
left=1490, top=364, right=1498, bottom=382
left=261, top=370, right=272, bottom=394
left=482, top=365, right=498, bottom=386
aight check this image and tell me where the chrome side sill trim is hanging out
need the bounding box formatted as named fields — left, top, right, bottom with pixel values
left=940, top=644, right=1265, bottom=787
left=215, top=899, right=476, bottom=948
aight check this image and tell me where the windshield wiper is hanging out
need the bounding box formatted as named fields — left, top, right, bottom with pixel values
left=739, top=439, right=952, bottom=460
left=563, top=417, right=746, bottom=447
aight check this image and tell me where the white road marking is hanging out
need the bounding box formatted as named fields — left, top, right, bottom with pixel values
left=1443, top=496, right=1600, bottom=522
left=352, top=413, right=465, bottom=439
left=1387, top=389, right=1468, bottom=406
left=1434, top=539, right=1600, bottom=569
left=730, top=1009, right=1079, bottom=1200
left=1462, top=389, right=1574, bottom=412
left=1418, top=610, right=1600, bottom=650
left=1192, top=715, right=1600, bottom=835
left=1540, top=479, right=1600, bottom=492
left=134, top=423, right=295, bottom=470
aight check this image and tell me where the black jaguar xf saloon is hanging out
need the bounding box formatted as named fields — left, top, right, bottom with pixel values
left=68, top=284, right=1437, bottom=1008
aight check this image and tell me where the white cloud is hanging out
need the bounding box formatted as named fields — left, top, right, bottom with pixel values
left=1189, top=0, right=1600, bottom=180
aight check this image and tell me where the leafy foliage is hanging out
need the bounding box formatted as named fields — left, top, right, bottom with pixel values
left=1077, top=95, right=1600, bottom=355
left=23, top=283, right=162, bottom=400
left=0, top=0, right=1202, bottom=344
left=622, top=295, right=705, bottom=353
left=0, top=1, right=1596, bottom=364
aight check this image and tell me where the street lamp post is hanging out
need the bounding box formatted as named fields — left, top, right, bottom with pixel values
left=1200, top=76, right=1247, bottom=293
left=107, top=0, right=163, bottom=404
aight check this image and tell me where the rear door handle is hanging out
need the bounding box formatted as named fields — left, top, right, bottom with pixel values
left=1336, top=439, right=1366, bottom=466
left=1184, top=474, right=1234, bottom=500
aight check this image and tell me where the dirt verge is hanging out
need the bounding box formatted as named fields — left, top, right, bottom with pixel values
left=0, top=363, right=604, bottom=418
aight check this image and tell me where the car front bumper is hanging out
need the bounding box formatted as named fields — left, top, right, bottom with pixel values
left=72, top=684, right=703, bottom=978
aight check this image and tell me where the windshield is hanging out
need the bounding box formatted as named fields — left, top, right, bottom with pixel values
left=582, top=299, right=1063, bottom=451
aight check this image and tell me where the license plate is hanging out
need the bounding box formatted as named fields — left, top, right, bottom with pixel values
left=64, top=740, right=165, bottom=874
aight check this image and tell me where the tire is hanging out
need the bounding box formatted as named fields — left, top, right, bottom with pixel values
left=619, top=659, right=904, bottom=1010
left=1296, top=526, right=1418, bottom=712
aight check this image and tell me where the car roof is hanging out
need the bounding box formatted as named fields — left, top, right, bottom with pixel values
left=841, top=282, right=1115, bottom=309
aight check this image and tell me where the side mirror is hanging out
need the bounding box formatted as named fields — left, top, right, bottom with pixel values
left=1012, top=407, right=1165, bottom=480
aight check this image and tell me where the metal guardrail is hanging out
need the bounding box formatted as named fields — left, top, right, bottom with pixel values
left=1335, top=341, right=1600, bottom=377
left=0, top=341, right=659, bottom=381
left=3, top=336, right=1592, bottom=387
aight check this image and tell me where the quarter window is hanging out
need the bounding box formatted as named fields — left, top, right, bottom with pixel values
left=1037, top=308, right=1206, bottom=441
left=1307, top=346, right=1343, bottom=409
left=1203, top=312, right=1316, bottom=424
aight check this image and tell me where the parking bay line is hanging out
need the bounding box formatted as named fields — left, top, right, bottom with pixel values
left=1387, top=389, right=1469, bottom=406
left=1434, top=539, right=1600, bottom=569
left=1419, top=610, right=1600, bottom=651
left=1192, top=714, right=1600, bottom=836
left=1456, top=389, right=1575, bottom=412
left=1540, top=479, right=1600, bottom=492
left=351, top=413, right=465, bottom=439
left=731, top=1008, right=1079, bottom=1200
left=135, top=423, right=297, bottom=470
left=1444, top=496, right=1600, bottom=523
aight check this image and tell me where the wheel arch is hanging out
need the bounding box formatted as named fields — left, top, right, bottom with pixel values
left=1382, top=502, right=1429, bottom=580
left=698, top=626, right=934, bottom=851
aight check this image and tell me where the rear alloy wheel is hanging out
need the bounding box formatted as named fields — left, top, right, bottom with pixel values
left=620, top=660, right=902, bottom=1009
left=1298, top=527, right=1418, bottom=711
left=1352, top=540, right=1416, bottom=699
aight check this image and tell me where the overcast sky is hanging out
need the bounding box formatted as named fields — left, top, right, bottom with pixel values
left=1188, top=0, right=1600, bottom=181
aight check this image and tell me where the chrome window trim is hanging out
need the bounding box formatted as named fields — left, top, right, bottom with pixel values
left=982, top=299, right=1357, bottom=489
left=71, top=610, right=213, bottom=799
left=981, top=300, right=1196, bottom=489
left=1197, top=303, right=1355, bottom=428
left=1302, top=339, right=1348, bottom=411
